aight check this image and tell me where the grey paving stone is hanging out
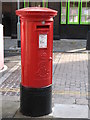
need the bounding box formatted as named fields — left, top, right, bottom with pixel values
left=53, top=40, right=86, bottom=52
left=53, top=53, right=88, bottom=105
left=14, top=108, right=53, bottom=118
left=2, top=100, right=19, bottom=118
left=76, top=98, right=88, bottom=105
left=53, top=104, right=88, bottom=118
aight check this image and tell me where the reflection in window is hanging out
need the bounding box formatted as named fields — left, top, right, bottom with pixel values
left=68, top=1, right=80, bottom=24
left=61, top=1, right=67, bottom=24
left=80, top=1, right=90, bottom=24
left=30, top=2, right=41, bottom=7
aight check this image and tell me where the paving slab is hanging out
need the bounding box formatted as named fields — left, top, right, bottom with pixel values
left=4, top=38, right=17, bottom=51
left=0, top=94, right=2, bottom=119
left=53, top=104, right=88, bottom=118
left=14, top=103, right=89, bottom=119
left=2, top=96, right=19, bottom=118
left=14, top=108, right=53, bottom=118
left=4, top=38, right=87, bottom=53
left=53, top=39, right=86, bottom=52
left=0, top=65, right=8, bottom=78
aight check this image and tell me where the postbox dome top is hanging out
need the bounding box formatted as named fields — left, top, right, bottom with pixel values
left=16, top=7, right=57, bottom=18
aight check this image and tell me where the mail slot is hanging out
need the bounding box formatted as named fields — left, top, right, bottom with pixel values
left=36, top=25, right=50, bottom=29
left=16, top=7, right=57, bottom=117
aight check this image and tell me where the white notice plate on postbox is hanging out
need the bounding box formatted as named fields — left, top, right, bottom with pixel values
left=39, top=34, right=47, bottom=48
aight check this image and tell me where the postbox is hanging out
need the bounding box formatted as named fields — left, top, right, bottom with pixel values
left=16, top=7, right=57, bottom=117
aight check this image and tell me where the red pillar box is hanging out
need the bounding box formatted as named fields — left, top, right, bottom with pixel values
left=16, top=7, right=57, bottom=117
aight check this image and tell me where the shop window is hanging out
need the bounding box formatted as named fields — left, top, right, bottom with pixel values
left=68, top=0, right=80, bottom=24
left=80, top=0, right=90, bottom=24
left=61, top=0, right=67, bottom=24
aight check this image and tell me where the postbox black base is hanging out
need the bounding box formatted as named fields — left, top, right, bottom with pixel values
left=20, top=84, right=52, bottom=117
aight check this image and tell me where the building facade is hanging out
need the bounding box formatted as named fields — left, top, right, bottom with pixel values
left=2, top=1, right=90, bottom=39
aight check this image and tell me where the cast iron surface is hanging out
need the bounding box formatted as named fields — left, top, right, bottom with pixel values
left=20, top=84, right=52, bottom=117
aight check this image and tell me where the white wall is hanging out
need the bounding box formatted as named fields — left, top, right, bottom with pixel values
left=0, top=24, right=4, bottom=70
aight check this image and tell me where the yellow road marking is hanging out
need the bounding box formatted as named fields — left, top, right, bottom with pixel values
left=0, top=88, right=89, bottom=96
left=53, top=90, right=88, bottom=96
left=0, top=88, right=20, bottom=92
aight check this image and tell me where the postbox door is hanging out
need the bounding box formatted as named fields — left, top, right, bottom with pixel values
left=33, top=23, right=53, bottom=87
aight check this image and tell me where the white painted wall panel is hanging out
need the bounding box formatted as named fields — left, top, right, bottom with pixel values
left=0, top=24, right=4, bottom=70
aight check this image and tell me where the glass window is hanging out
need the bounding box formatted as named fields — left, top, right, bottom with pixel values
left=68, top=0, right=80, bottom=24
left=30, top=2, right=41, bottom=7
left=80, top=1, right=90, bottom=24
left=61, top=1, right=67, bottom=24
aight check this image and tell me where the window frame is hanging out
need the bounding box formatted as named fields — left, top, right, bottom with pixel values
left=61, top=0, right=67, bottom=24
left=42, top=0, right=48, bottom=8
left=80, top=0, right=90, bottom=24
left=67, top=0, right=80, bottom=24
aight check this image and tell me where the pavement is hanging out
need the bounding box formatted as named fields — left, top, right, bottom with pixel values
left=53, top=39, right=86, bottom=53
left=0, top=38, right=89, bottom=119
left=4, top=37, right=87, bottom=52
